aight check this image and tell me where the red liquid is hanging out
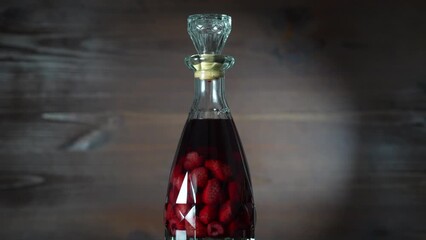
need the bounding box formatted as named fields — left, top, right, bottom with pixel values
left=165, top=119, right=255, bottom=239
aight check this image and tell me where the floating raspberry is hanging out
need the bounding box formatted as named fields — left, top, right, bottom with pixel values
left=190, top=167, right=209, bottom=188
left=184, top=151, right=203, bottom=170
left=170, top=162, right=182, bottom=178
left=228, top=181, right=241, bottom=202
left=202, top=179, right=223, bottom=204
left=219, top=200, right=238, bottom=224
left=199, top=205, right=218, bottom=225
left=165, top=203, right=176, bottom=221
left=207, top=221, right=225, bottom=237
left=171, top=165, right=185, bottom=189
left=205, top=159, right=232, bottom=181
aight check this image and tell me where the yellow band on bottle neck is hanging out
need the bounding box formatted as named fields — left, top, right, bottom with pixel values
left=193, top=54, right=224, bottom=80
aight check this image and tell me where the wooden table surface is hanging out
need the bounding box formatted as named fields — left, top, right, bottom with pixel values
left=0, top=0, right=425, bottom=239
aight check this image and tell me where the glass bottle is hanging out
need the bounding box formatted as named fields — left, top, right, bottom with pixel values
left=164, top=14, right=255, bottom=240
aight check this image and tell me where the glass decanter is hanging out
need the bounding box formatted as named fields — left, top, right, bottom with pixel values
left=164, top=14, right=255, bottom=240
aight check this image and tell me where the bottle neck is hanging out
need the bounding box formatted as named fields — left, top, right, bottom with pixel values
left=189, top=77, right=231, bottom=119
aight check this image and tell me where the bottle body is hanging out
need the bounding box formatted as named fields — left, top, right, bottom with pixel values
left=164, top=118, right=255, bottom=240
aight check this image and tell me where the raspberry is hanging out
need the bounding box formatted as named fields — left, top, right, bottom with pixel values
left=199, top=205, right=218, bottom=224
left=171, top=166, right=185, bottom=189
left=168, top=186, right=178, bottom=203
left=205, top=159, right=232, bottom=181
left=219, top=200, right=237, bottom=224
left=185, top=219, right=207, bottom=238
left=228, top=181, right=241, bottom=202
left=207, top=221, right=225, bottom=237
left=167, top=218, right=185, bottom=236
left=165, top=203, right=176, bottom=221
left=190, top=167, right=209, bottom=188
left=202, top=179, right=223, bottom=204
left=184, top=151, right=203, bottom=170
left=170, top=162, right=182, bottom=178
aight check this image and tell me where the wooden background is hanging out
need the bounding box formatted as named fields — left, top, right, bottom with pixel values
left=0, top=0, right=425, bottom=239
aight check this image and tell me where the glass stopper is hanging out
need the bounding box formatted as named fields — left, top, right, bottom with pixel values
left=187, top=14, right=232, bottom=54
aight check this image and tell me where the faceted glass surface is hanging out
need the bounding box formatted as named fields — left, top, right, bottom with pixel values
left=187, top=14, right=232, bottom=54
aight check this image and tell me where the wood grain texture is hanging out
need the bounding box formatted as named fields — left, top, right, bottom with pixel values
left=0, top=0, right=425, bottom=239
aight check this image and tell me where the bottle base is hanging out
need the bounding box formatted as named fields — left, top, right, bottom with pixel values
left=166, top=230, right=254, bottom=240
left=165, top=238, right=255, bottom=240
